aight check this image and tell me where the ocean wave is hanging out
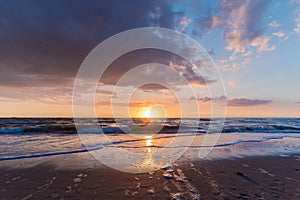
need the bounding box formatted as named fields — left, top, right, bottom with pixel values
left=221, top=125, right=300, bottom=133
left=0, top=118, right=300, bottom=135
left=0, top=127, right=23, bottom=134
left=0, top=144, right=103, bottom=161
left=1, top=134, right=300, bottom=161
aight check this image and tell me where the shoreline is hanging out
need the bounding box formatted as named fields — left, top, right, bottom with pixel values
left=1, top=154, right=299, bottom=199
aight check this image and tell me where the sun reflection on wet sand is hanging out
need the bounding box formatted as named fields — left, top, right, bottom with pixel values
left=145, top=135, right=153, bottom=147
left=138, top=134, right=175, bottom=171
left=137, top=135, right=158, bottom=169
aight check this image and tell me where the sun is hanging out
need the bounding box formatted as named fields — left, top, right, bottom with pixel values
left=140, top=105, right=166, bottom=118
left=143, top=108, right=153, bottom=118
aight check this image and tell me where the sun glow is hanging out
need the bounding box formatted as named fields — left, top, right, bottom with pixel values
left=143, top=108, right=153, bottom=118
left=139, top=105, right=166, bottom=118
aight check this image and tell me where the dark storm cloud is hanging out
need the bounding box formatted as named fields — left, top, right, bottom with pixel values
left=227, top=98, right=272, bottom=107
left=0, top=0, right=177, bottom=87
left=100, top=49, right=216, bottom=88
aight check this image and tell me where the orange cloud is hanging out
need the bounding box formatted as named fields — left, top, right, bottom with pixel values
left=228, top=81, right=237, bottom=87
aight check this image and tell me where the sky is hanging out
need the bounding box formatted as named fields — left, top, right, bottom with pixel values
left=0, top=0, right=300, bottom=118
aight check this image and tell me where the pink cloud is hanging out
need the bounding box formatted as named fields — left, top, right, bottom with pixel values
left=210, top=16, right=223, bottom=28
left=221, top=0, right=273, bottom=53
left=179, top=17, right=192, bottom=31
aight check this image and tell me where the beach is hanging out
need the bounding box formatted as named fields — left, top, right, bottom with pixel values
left=1, top=153, right=300, bottom=199
left=1, top=118, right=300, bottom=199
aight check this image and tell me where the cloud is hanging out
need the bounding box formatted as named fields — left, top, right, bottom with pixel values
left=295, top=13, right=300, bottom=33
left=190, top=96, right=273, bottom=107
left=179, top=17, right=192, bottom=31
left=0, top=86, right=74, bottom=105
left=190, top=95, right=227, bottom=103
left=227, top=98, right=272, bottom=106
left=273, top=31, right=285, bottom=38
left=242, top=51, right=253, bottom=57
left=176, top=0, right=273, bottom=56
left=220, top=0, right=273, bottom=53
left=207, top=50, right=215, bottom=55
left=228, top=81, right=237, bottom=87
left=99, top=49, right=216, bottom=89
left=0, top=0, right=277, bottom=87
left=138, top=84, right=180, bottom=93
left=269, top=20, right=280, bottom=28
left=0, top=0, right=220, bottom=93
left=181, top=0, right=274, bottom=71
left=168, top=60, right=216, bottom=86
left=128, top=101, right=170, bottom=108
left=0, top=0, right=178, bottom=88
left=294, top=18, right=300, bottom=33
left=210, top=16, right=223, bottom=29
left=250, top=36, right=275, bottom=52
left=292, top=0, right=300, bottom=33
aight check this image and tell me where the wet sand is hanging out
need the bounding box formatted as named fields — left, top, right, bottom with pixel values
left=1, top=155, right=300, bottom=199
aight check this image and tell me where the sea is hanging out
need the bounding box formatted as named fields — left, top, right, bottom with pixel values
left=1, top=118, right=300, bottom=164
